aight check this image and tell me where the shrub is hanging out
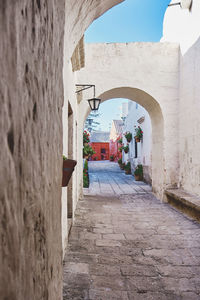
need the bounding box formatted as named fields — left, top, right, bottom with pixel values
left=118, top=158, right=122, bottom=165
left=83, top=160, right=89, bottom=187
left=134, top=164, right=143, bottom=177
left=83, top=130, right=90, bottom=144
left=83, top=144, right=95, bottom=158
left=110, top=154, right=114, bottom=161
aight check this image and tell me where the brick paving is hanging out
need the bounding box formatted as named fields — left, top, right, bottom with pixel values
left=63, top=161, right=200, bottom=300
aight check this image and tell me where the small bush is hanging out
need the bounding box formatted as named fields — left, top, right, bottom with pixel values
left=118, top=158, right=122, bottom=164
left=83, top=160, right=89, bottom=187
left=134, top=164, right=143, bottom=176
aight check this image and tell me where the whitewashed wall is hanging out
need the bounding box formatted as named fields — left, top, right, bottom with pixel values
left=76, top=42, right=180, bottom=199
left=123, top=101, right=152, bottom=184
left=163, top=0, right=200, bottom=196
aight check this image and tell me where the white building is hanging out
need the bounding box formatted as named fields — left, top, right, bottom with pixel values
left=123, top=101, right=152, bottom=184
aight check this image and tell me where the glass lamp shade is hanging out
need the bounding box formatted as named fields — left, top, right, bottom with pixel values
left=88, top=98, right=101, bottom=111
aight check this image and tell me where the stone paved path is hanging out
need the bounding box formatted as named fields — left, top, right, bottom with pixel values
left=84, top=161, right=152, bottom=195
left=63, top=161, right=200, bottom=300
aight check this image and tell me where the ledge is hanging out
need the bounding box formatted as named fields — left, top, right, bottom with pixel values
left=165, top=188, right=200, bottom=222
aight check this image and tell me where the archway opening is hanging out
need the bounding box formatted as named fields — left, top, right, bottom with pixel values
left=83, top=87, right=164, bottom=199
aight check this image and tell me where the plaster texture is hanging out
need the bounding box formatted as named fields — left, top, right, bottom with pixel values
left=163, top=0, right=200, bottom=196
left=0, top=1, right=65, bottom=299
left=0, top=0, right=124, bottom=299
left=77, top=42, right=180, bottom=199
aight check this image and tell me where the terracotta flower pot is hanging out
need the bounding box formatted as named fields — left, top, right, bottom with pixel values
left=134, top=136, right=140, bottom=143
left=62, top=159, right=77, bottom=187
left=125, top=169, right=131, bottom=175
left=134, top=174, right=141, bottom=181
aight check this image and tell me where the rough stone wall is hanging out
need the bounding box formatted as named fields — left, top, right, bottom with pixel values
left=0, top=1, right=65, bottom=299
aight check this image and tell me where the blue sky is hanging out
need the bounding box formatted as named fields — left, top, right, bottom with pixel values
left=85, top=0, right=171, bottom=131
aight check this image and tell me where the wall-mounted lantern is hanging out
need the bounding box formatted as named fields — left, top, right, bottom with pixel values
left=75, top=84, right=101, bottom=111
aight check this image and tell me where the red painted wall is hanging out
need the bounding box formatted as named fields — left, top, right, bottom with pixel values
left=90, top=142, right=110, bottom=161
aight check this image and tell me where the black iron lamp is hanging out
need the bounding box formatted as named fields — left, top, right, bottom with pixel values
left=75, top=84, right=101, bottom=111
left=88, top=98, right=101, bottom=111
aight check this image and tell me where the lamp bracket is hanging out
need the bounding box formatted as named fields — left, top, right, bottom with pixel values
left=168, top=2, right=181, bottom=6
left=75, top=84, right=95, bottom=98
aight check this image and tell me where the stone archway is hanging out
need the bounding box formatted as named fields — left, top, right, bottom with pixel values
left=82, top=87, right=165, bottom=199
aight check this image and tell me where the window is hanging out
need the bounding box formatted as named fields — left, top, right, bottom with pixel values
left=101, top=148, right=106, bottom=153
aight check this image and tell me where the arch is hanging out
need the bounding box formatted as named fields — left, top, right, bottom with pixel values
left=83, top=87, right=164, bottom=199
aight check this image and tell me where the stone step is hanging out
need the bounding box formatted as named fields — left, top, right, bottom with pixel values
left=165, top=188, right=200, bottom=222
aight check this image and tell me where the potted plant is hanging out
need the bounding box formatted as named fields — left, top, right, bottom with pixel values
left=124, top=162, right=131, bottom=174
left=134, top=126, right=143, bottom=142
left=134, top=164, right=143, bottom=181
left=117, top=137, right=123, bottom=144
left=123, top=145, right=129, bottom=153
left=62, top=155, right=77, bottom=187
left=120, top=162, right=126, bottom=170
left=110, top=154, right=115, bottom=161
left=118, top=146, right=123, bottom=152
left=118, top=158, right=122, bottom=165
left=124, top=131, right=132, bottom=143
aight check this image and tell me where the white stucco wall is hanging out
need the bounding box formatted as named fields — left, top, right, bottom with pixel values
left=77, top=42, right=180, bottom=199
left=163, top=0, right=200, bottom=196
left=123, top=101, right=152, bottom=183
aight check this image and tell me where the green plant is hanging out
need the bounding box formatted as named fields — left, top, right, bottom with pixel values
left=83, top=130, right=90, bottom=144
left=63, top=155, right=67, bottom=160
left=134, top=126, right=143, bottom=139
left=124, top=162, right=131, bottom=174
left=117, top=137, right=123, bottom=144
left=118, top=146, right=123, bottom=152
left=124, top=131, right=132, bottom=142
left=123, top=145, right=129, bottom=153
left=83, top=144, right=95, bottom=158
left=118, top=158, right=122, bottom=165
left=134, top=164, right=143, bottom=177
left=120, top=163, right=126, bottom=170
left=110, top=154, right=114, bottom=161
left=83, top=160, right=89, bottom=187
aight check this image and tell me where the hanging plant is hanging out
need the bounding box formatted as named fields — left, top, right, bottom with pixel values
left=118, top=146, right=123, bottom=153
left=117, top=137, right=123, bottom=144
left=123, top=145, right=129, bottom=153
left=134, top=126, right=143, bottom=142
left=124, top=131, right=132, bottom=143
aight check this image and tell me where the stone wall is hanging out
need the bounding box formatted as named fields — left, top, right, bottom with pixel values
left=0, top=1, right=65, bottom=299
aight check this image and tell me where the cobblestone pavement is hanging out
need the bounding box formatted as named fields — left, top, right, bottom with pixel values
left=63, top=161, right=200, bottom=300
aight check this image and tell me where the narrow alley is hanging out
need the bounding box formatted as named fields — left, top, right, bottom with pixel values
left=63, top=161, right=200, bottom=300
